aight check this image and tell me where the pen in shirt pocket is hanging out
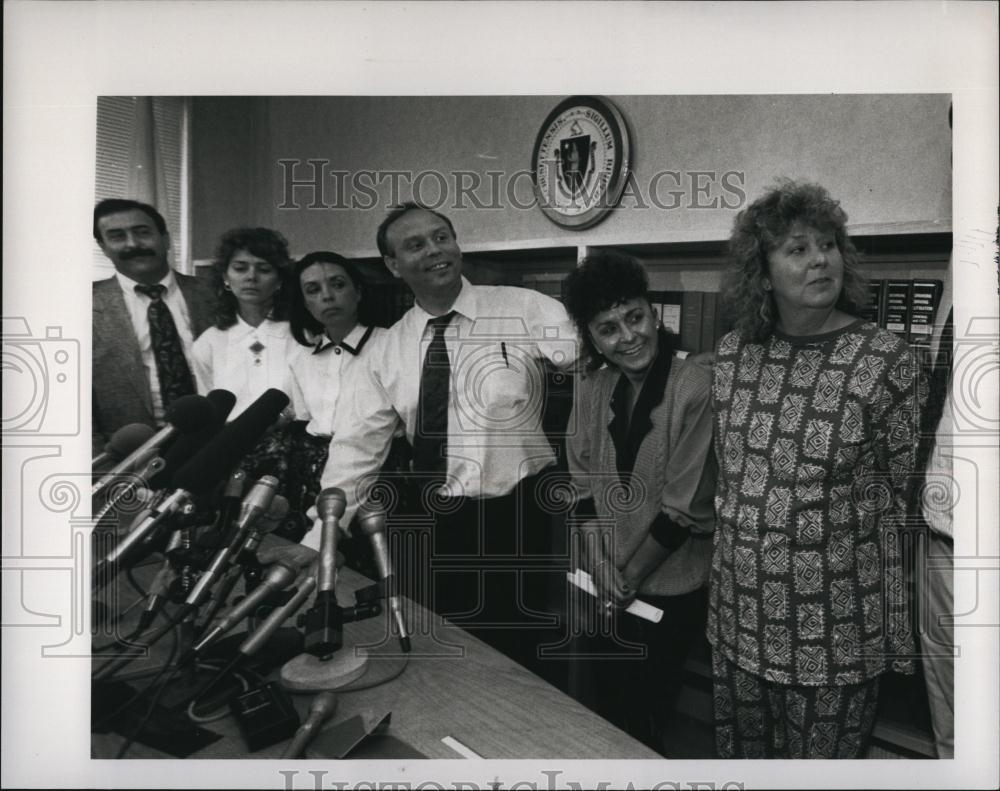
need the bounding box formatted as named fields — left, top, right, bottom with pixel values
left=500, top=341, right=509, bottom=367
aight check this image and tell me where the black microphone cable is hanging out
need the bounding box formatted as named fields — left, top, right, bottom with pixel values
left=91, top=593, right=149, bottom=654
left=184, top=664, right=260, bottom=724
left=94, top=485, right=285, bottom=679
left=123, top=566, right=148, bottom=599
left=113, top=620, right=184, bottom=759
left=92, top=616, right=183, bottom=735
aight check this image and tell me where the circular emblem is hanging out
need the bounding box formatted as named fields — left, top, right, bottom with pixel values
left=531, top=96, right=631, bottom=230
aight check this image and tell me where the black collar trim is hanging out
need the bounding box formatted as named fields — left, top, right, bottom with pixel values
left=607, top=327, right=674, bottom=476
left=313, top=325, right=375, bottom=356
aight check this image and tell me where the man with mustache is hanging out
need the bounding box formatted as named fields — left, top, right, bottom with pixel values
left=92, top=199, right=215, bottom=455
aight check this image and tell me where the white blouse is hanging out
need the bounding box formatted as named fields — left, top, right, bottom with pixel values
left=191, top=316, right=300, bottom=419
left=288, top=323, right=384, bottom=437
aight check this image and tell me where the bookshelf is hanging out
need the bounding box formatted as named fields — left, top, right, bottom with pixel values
left=196, top=232, right=951, bottom=353
left=585, top=232, right=953, bottom=355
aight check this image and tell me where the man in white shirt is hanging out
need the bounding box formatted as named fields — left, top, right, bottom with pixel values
left=317, top=203, right=579, bottom=671
left=92, top=199, right=216, bottom=455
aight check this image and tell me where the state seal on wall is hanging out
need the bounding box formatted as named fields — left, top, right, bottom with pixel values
left=531, top=96, right=631, bottom=230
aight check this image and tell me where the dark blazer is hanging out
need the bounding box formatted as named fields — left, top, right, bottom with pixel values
left=92, top=272, right=216, bottom=454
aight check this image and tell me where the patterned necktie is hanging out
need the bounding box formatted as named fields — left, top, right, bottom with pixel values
left=412, top=311, right=455, bottom=478
left=134, top=283, right=196, bottom=409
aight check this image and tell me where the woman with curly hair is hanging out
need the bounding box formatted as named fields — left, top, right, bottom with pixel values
left=191, top=227, right=298, bottom=418
left=708, top=180, right=924, bottom=758
left=562, top=249, right=717, bottom=754
left=190, top=227, right=299, bottom=509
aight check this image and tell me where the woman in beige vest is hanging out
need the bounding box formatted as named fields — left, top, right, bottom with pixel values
left=563, top=249, right=717, bottom=754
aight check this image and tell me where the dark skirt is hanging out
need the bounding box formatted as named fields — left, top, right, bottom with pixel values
left=235, top=422, right=328, bottom=544
left=567, top=585, right=709, bottom=754
left=283, top=422, right=331, bottom=518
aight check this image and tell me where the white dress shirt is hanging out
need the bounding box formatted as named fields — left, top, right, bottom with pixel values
left=288, top=323, right=385, bottom=437
left=191, top=316, right=299, bottom=419
left=315, top=277, right=578, bottom=541
left=114, top=269, right=197, bottom=422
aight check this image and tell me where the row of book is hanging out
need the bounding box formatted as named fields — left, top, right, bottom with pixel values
left=517, top=275, right=732, bottom=355
left=520, top=272, right=566, bottom=301
left=861, top=279, right=943, bottom=357
left=371, top=275, right=943, bottom=362
left=649, top=290, right=731, bottom=354
left=653, top=280, right=944, bottom=356
left=518, top=277, right=732, bottom=355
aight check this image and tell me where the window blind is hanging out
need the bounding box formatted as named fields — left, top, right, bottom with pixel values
left=93, top=96, right=188, bottom=279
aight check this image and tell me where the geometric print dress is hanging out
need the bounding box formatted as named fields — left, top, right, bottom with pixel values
left=706, top=320, right=925, bottom=757
left=708, top=320, right=924, bottom=687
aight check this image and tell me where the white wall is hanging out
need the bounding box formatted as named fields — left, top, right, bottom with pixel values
left=191, top=94, right=952, bottom=259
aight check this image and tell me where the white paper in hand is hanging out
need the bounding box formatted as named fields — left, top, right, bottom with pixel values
left=567, top=568, right=663, bottom=623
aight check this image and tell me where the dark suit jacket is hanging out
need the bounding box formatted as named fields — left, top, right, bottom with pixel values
left=92, top=272, right=216, bottom=454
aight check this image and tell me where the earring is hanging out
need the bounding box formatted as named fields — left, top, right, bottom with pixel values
left=223, top=282, right=232, bottom=291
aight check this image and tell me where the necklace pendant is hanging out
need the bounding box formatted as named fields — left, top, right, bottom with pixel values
left=249, top=339, right=265, bottom=366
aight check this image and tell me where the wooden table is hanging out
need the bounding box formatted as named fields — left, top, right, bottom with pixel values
left=92, top=562, right=660, bottom=760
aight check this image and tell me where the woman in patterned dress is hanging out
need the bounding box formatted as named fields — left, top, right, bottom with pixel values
left=708, top=180, right=924, bottom=758
left=562, top=250, right=717, bottom=754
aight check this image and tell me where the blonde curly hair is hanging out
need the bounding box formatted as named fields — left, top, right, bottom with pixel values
left=722, top=179, right=868, bottom=342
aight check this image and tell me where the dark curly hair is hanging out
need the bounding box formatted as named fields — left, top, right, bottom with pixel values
left=289, top=251, right=372, bottom=347
left=211, top=227, right=292, bottom=329
left=721, top=179, right=867, bottom=342
left=563, top=249, right=654, bottom=371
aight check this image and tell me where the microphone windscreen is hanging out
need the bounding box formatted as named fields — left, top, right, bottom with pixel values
left=106, top=423, right=156, bottom=459
left=172, top=389, right=290, bottom=496
left=206, top=389, right=237, bottom=424
left=164, top=394, right=217, bottom=433
left=150, top=400, right=231, bottom=490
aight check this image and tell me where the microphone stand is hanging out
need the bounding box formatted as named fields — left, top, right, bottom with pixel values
left=93, top=510, right=208, bottom=680
left=94, top=469, right=249, bottom=671
left=178, top=577, right=317, bottom=716
left=279, top=584, right=383, bottom=692
left=278, top=488, right=385, bottom=692
left=191, top=522, right=295, bottom=639
left=96, top=486, right=299, bottom=693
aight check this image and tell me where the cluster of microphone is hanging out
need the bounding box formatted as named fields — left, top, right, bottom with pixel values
left=91, top=387, right=411, bottom=724
left=300, top=489, right=410, bottom=658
